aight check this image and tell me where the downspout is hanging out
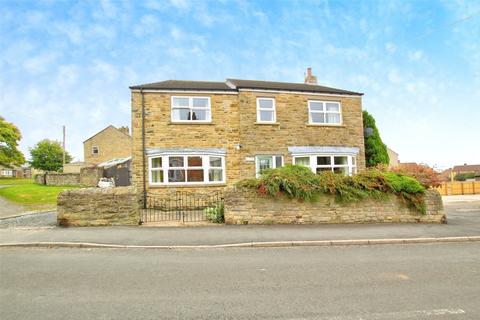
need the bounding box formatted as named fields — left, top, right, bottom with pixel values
left=141, top=89, right=147, bottom=209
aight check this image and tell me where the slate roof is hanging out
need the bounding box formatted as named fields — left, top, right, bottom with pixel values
left=129, top=80, right=234, bottom=91
left=130, top=79, right=363, bottom=96
left=452, top=164, right=480, bottom=172
left=226, top=79, right=363, bottom=95
left=83, top=125, right=131, bottom=143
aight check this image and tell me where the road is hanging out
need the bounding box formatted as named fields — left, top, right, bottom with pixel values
left=1, top=243, right=479, bottom=319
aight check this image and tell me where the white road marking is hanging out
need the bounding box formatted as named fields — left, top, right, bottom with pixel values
left=289, top=308, right=467, bottom=320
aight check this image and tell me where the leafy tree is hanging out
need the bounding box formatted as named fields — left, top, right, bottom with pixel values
left=363, top=110, right=389, bottom=167
left=0, top=116, right=25, bottom=167
left=29, top=139, right=72, bottom=172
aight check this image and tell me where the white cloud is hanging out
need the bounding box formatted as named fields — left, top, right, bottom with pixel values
left=133, top=14, right=161, bottom=37
left=23, top=52, right=59, bottom=74
left=169, top=0, right=190, bottom=10
left=408, top=50, right=424, bottom=61
left=385, top=42, right=397, bottom=54
left=89, top=60, right=119, bottom=81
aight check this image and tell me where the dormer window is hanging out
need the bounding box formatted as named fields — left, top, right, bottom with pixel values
left=256, top=97, right=276, bottom=123
left=171, top=96, right=211, bottom=122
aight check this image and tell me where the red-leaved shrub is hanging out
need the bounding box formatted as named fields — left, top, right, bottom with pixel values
left=391, top=163, right=441, bottom=189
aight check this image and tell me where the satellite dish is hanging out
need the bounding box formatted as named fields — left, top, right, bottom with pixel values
left=364, top=127, right=374, bottom=137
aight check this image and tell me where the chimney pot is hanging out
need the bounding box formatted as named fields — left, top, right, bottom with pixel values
left=304, top=67, right=317, bottom=85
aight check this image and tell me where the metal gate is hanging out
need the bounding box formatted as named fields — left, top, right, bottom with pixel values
left=141, top=191, right=224, bottom=223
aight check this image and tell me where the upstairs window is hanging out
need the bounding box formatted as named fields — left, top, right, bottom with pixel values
left=308, top=101, right=341, bottom=125
left=171, top=96, right=211, bottom=122
left=256, top=98, right=276, bottom=123
left=92, top=146, right=99, bottom=155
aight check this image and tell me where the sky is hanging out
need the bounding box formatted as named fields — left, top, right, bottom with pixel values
left=0, top=0, right=479, bottom=171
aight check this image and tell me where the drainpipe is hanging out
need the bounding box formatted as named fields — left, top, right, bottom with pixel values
left=141, top=89, right=147, bottom=209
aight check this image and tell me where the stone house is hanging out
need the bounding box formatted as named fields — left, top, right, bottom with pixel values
left=387, top=147, right=399, bottom=168
left=130, top=69, right=365, bottom=197
left=83, top=125, right=132, bottom=165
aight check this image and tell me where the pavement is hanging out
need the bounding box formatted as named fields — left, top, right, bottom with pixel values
left=1, top=243, right=479, bottom=319
left=0, top=186, right=25, bottom=218
left=0, top=195, right=479, bottom=248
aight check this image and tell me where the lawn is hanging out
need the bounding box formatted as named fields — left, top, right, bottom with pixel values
left=0, top=178, right=34, bottom=185
left=0, top=181, right=80, bottom=210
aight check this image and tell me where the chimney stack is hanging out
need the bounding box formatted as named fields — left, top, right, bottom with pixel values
left=304, top=67, right=318, bottom=85
left=118, top=126, right=130, bottom=136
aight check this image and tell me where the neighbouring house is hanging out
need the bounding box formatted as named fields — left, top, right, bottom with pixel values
left=387, top=147, right=399, bottom=168
left=83, top=125, right=132, bottom=165
left=0, top=166, right=17, bottom=178
left=130, top=68, right=366, bottom=197
left=63, top=161, right=93, bottom=174
left=0, top=165, right=35, bottom=178
left=451, top=164, right=480, bottom=181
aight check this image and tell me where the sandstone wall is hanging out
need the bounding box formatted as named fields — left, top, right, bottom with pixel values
left=225, top=189, right=445, bottom=225
left=46, top=173, right=80, bottom=186
left=57, top=186, right=140, bottom=227
left=34, top=174, right=45, bottom=185
left=79, top=166, right=103, bottom=187
left=37, top=168, right=102, bottom=187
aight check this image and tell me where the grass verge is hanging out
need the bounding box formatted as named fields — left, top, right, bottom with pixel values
left=0, top=183, right=80, bottom=210
left=0, top=178, right=34, bottom=185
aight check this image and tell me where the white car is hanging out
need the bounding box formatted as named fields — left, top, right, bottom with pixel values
left=98, top=177, right=115, bottom=188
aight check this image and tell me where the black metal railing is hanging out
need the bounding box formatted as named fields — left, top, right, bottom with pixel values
left=141, top=191, right=224, bottom=223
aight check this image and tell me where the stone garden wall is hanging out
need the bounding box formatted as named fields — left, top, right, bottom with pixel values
left=57, top=186, right=140, bottom=227
left=46, top=173, right=80, bottom=186
left=34, top=174, right=45, bottom=185
left=79, top=167, right=103, bottom=186
left=224, top=188, right=445, bottom=225
left=35, top=167, right=102, bottom=187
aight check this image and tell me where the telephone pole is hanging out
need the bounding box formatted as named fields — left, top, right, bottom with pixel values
left=62, top=125, right=66, bottom=166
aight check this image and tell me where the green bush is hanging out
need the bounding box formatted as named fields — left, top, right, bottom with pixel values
left=236, top=165, right=427, bottom=213
left=383, top=172, right=426, bottom=213
left=256, top=165, right=320, bottom=201
left=204, top=202, right=224, bottom=223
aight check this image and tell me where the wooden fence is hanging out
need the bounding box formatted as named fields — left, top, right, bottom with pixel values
left=435, top=181, right=480, bottom=196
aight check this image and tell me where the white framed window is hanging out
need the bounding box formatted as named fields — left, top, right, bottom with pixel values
left=92, top=146, right=99, bottom=155
left=148, top=154, right=225, bottom=185
left=255, top=155, right=283, bottom=177
left=256, top=97, right=276, bottom=123
left=171, top=96, right=211, bottom=122
left=308, top=100, right=342, bottom=125
left=2, top=170, right=13, bottom=177
left=294, top=155, right=356, bottom=175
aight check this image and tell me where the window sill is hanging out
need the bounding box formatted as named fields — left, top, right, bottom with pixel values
left=149, top=183, right=227, bottom=188
left=306, top=123, right=346, bottom=127
left=254, top=122, right=280, bottom=126
left=168, top=122, right=214, bottom=125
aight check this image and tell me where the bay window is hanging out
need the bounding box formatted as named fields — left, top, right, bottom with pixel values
left=149, top=154, right=225, bottom=185
left=294, top=155, right=356, bottom=175
left=171, top=96, right=211, bottom=122
left=308, top=100, right=342, bottom=125
left=255, top=155, right=283, bottom=177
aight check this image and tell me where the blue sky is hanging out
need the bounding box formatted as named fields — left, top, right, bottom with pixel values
left=1, top=0, right=479, bottom=170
